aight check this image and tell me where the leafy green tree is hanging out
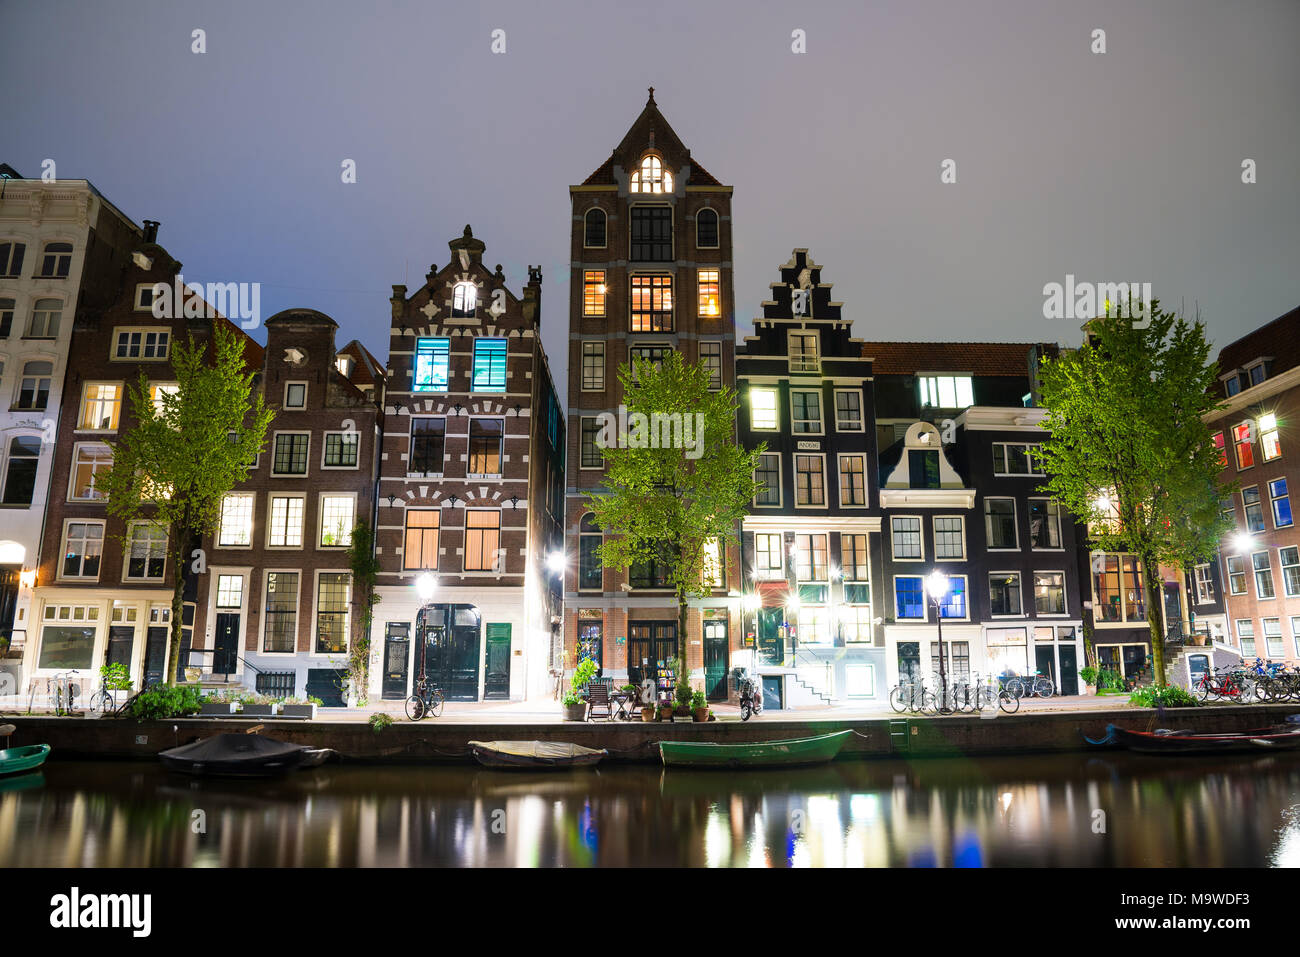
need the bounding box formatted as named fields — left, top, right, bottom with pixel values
left=99, top=322, right=273, bottom=684
left=589, top=353, right=763, bottom=669
left=346, top=521, right=381, bottom=706
left=1036, top=300, right=1232, bottom=686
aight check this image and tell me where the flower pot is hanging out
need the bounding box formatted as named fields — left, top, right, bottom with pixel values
left=692, top=708, right=709, bottom=722
left=183, top=666, right=202, bottom=683
left=280, top=704, right=317, bottom=720
left=199, top=702, right=237, bottom=717
left=563, top=702, right=588, bottom=721
left=241, top=704, right=277, bottom=718
left=640, top=707, right=656, bottom=722
left=658, top=710, right=673, bottom=722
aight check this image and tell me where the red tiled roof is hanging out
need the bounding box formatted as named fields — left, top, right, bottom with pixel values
left=1216, top=304, right=1300, bottom=380
left=860, top=341, right=1041, bottom=376
left=337, top=339, right=384, bottom=387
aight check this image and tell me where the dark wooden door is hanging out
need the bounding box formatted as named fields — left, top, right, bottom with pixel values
left=106, top=626, right=134, bottom=671
left=306, top=668, right=347, bottom=707
left=703, top=619, right=728, bottom=700
left=213, top=613, right=239, bottom=675
left=757, top=608, right=783, bottom=666
left=484, top=623, right=511, bottom=699
left=419, top=604, right=481, bottom=701
left=1035, top=646, right=1056, bottom=687
left=628, top=624, right=652, bottom=690
left=382, top=623, right=410, bottom=700
left=761, top=675, right=784, bottom=710
left=144, top=627, right=168, bottom=688
left=1058, top=645, right=1078, bottom=695
left=897, top=641, right=921, bottom=681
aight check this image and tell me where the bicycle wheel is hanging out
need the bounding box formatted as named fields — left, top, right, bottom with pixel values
left=740, top=699, right=752, bottom=721
left=1005, top=677, right=1025, bottom=699
left=889, top=686, right=908, bottom=714
left=88, top=691, right=112, bottom=717
left=405, top=695, right=425, bottom=721
left=999, top=691, right=1019, bottom=714
left=427, top=690, right=444, bottom=718
left=1036, top=678, right=1054, bottom=699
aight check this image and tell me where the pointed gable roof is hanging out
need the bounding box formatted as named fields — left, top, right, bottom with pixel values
left=579, top=88, right=722, bottom=187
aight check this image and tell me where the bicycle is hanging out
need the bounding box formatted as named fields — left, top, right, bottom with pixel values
left=1195, top=667, right=1255, bottom=703
left=1005, top=671, right=1054, bottom=699
left=405, top=672, right=445, bottom=720
left=87, top=672, right=117, bottom=717
left=48, top=671, right=82, bottom=715
left=738, top=670, right=763, bottom=721
left=975, top=676, right=1019, bottom=714
left=889, top=676, right=930, bottom=714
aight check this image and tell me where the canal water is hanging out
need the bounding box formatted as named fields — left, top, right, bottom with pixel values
left=2, top=752, right=1298, bottom=867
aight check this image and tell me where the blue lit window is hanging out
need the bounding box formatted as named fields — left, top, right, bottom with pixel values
left=472, top=338, right=508, bottom=392
left=940, top=576, right=967, bottom=619
left=895, top=576, right=924, bottom=619
left=414, top=338, right=450, bottom=392
left=1270, top=478, right=1292, bottom=528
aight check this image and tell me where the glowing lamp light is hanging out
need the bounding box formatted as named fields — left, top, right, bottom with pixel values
left=414, top=572, right=437, bottom=603
left=786, top=595, right=802, bottom=613
left=1233, top=532, right=1255, bottom=554
left=926, top=570, right=950, bottom=602
left=1259, top=413, right=1277, bottom=431
left=546, top=551, right=566, bottom=574
left=19, top=569, right=36, bottom=589
left=742, top=594, right=762, bottom=612
left=1093, top=492, right=1112, bottom=512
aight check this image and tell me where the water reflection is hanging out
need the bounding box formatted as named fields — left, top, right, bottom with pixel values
left=2, top=753, right=1299, bottom=867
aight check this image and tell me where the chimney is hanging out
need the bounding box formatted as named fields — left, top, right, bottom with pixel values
left=142, top=220, right=160, bottom=243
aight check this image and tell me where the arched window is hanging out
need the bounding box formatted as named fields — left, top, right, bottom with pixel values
left=630, top=155, right=673, bottom=194
left=451, top=281, right=477, bottom=318
left=1, top=434, right=42, bottom=505
left=16, top=360, right=52, bottom=410
left=579, top=513, right=602, bottom=590
left=584, top=208, right=606, bottom=248
left=39, top=242, right=72, bottom=278
left=27, top=299, right=62, bottom=338
left=696, top=208, right=719, bottom=248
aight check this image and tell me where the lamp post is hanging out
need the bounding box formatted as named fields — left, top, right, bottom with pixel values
left=926, top=570, right=951, bottom=714
left=413, top=573, right=437, bottom=691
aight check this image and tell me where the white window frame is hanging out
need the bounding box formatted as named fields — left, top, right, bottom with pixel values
left=750, top=388, right=778, bottom=431
left=123, top=521, right=168, bottom=582
left=789, top=389, right=824, bottom=435
left=1033, top=569, right=1069, bottom=617
left=266, top=493, right=307, bottom=549
left=58, top=519, right=105, bottom=581
left=320, top=430, right=360, bottom=470
left=793, top=452, right=827, bottom=509
left=217, top=492, right=256, bottom=548
left=837, top=453, right=868, bottom=508
left=992, top=442, right=1044, bottom=476
left=894, top=574, right=926, bottom=621
left=699, top=340, right=723, bottom=391
left=260, top=569, right=301, bottom=656
left=68, top=441, right=113, bottom=502
left=1194, top=563, right=1216, bottom=604
left=581, top=341, right=605, bottom=392
left=112, top=326, right=171, bottom=361
left=754, top=452, right=782, bottom=508
left=1253, top=549, right=1276, bottom=600
left=1236, top=619, right=1255, bottom=657
left=1280, top=546, right=1300, bottom=598
left=984, top=497, right=1020, bottom=551
left=77, top=381, right=122, bottom=432
left=1225, top=554, right=1247, bottom=596
left=270, top=431, right=311, bottom=477
left=753, top=532, right=783, bottom=578
left=1027, top=497, right=1064, bottom=550
left=988, top=570, right=1023, bottom=618
left=1263, top=616, right=1284, bottom=657
left=833, top=389, right=864, bottom=432
left=318, top=492, right=356, bottom=548
left=891, top=515, right=924, bottom=562
left=283, top=381, right=308, bottom=409
left=932, top=515, right=966, bottom=561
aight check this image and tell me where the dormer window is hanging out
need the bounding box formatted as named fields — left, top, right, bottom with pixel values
left=631, top=155, right=673, bottom=194
left=1222, top=371, right=1242, bottom=397
left=451, top=282, right=477, bottom=318
left=918, top=375, right=973, bottom=409
left=1247, top=361, right=1267, bottom=387
left=335, top=355, right=352, bottom=377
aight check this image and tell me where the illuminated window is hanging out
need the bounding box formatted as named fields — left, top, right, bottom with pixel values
left=918, top=375, right=973, bottom=409
left=630, top=275, right=673, bottom=331
left=1253, top=551, right=1275, bottom=599
left=1225, top=555, right=1246, bottom=595
left=843, top=534, right=870, bottom=583
left=788, top=333, right=819, bottom=373
left=1260, top=413, right=1281, bottom=461
left=216, top=575, right=243, bottom=608
left=1242, top=486, right=1264, bottom=532
left=413, top=338, right=450, bottom=392
left=1093, top=554, right=1145, bottom=622
left=79, top=383, right=121, bottom=431
left=126, top=522, right=167, bottom=580
left=1271, top=478, right=1292, bottom=528
left=150, top=382, right=179, bottom=414
left=795, top=455, right=825, bottom=506
left=1194, top=563, right=1216, bottom=603
left=315, top=573, right=350, bottom=654
left=1233, top=422, right=1254, bottom=470
left=468, top=418, right=504, bottom=474
left=795, top=534, right=828, bottom=582
left=584, top=208, right=606, bottom=248
left=754, top=533, right=783, bottom=576
left=319, top=495, right=355, bottom=547
left=696, top=208, right=719, bottom=248
left=218, top=493, right=255, bottom=547
left=583, top=270, right=606, bottom=317
left=838, top=454, right=866, bottom=505
left=1212, top=431, right=1226, bottom=467
left=939, top=576, right=968, bottom=619
left=69, top=442, right=112, bottom=500
left=403, top=511, right=439, bottom=571
left=895, top=577, right=924, bottom=619
left=268, top=495, right=305, bottom=547
left=1236, top=619, right=1255, bottom=657
left=1034, top=572, right=1066, bottom=614
left=451, top=281, right=477, bottom=318
left=1264, top=617, right=1283, bottom=657
left=579, top=513, right=602, bottom=590
left=703, top=538, right=723, bottom=588
left=471, top=338, right=508, bottom=392
left=630, top=154, right=673, bottom=194
left=464, top=510, right=501, bottom=571
left=697, top=269, right=720, bottom=317
left=750, top=389, right=777, bottom=430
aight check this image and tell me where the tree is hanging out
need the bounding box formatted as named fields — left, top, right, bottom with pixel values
left=1036, top=300, right=1232, bottom=687
left=346, top=521, right=381, bottom=706
left=589, top=353, right=763, bottom=671
left=99, top=322, right=273, bottom=684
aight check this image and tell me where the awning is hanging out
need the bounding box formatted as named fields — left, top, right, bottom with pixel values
left=757, top=581, right=790, bottom=609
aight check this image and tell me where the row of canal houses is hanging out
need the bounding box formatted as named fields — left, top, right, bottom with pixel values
left=0, top=94, right=1288, bottom=709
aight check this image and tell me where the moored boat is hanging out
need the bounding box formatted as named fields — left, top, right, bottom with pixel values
left=468, top=740, right=608, bottom=769
left=299, top=748, right=337, bottom=768
left=659, top=730, right=853, bottom=769
left=0, top=744, right=51, bottom=777
left=159, top=733, right=310, bottom=777
left=1100, top=724, right=1300, bottom=755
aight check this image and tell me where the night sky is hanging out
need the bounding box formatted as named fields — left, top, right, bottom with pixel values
left=4, top=0, right=1297, bottom=391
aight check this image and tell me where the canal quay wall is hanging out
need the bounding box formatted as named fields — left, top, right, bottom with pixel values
left=7, top=705, right=1299, bottom=765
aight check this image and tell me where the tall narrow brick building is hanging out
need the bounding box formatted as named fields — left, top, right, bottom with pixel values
left=564, top=91, right=741, bottom=701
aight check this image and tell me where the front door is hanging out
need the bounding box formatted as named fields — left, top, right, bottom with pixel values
left=1163, top=582, right=1182, bottom=636
left=1058, top=645, right=1078, bottom=695
left=628, top=622, right=677, bottom=701
left=213, top=613, right=239, bottom=676
left=484, top=623, right=511, bottom=699
left=703, top=619, right=728, bottom=701
left=897, top=641, right=921, bottom=682
left=1034, top=646, right=1056, bottom=687
left=419, top=604, right=481, bottom=701
left=757, top=608, right=784, bottom=666
left=761, top=674, right=784, bottom=710
left=106, top=626, right=134, bottom=671
left=143, top=627, right=168, bottom=688
left=382, top=622, right=410, bottom=700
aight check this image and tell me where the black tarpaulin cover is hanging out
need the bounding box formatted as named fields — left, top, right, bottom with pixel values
left=162, top=734, right=306, bottom=761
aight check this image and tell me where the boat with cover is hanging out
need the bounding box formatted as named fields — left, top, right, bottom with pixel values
left=159, top=733, right=310, bottom=777
left=659, top=730, right=853, bottom=769
left=0, top=744, right=51, bottom=777
left=467, top=740, right=608, bottom=769
left=1094, top=723, right=1300, bottom=755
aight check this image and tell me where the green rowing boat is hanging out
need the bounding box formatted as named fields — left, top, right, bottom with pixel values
left=0, top=744, right=51, bottom=776
left=659, top=730, right=853, bottom=769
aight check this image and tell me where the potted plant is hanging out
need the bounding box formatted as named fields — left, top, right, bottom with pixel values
left=640, top=701, right=656, bottom=722
left=199, top=690, right=238, bottom=716
left=279, top=695, right=319, bottom=720
left=183, top=665, right=202, bottom=683
left=562, top=690, right=588, bottom=721
left=1079, top=665, right=1099, bottom=695
left=691, top=690, right=709, bottom=722
left=657, top=703, right=674, bottom=721
left=241, top=692, right=279, bottom=717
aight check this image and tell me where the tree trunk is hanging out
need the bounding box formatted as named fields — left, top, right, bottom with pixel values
left=1142, top=555, right=1166, bottom=687
left=677, top=590, right=689, bottom=687
left=167, top=526, right=189, bottom=686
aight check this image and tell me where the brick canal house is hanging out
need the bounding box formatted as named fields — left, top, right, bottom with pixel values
left=735, top=249, right=883, bottom=708
left=563, top=90, right=742, bottom=702
left=369, top=225, right=564, bottom=704
left=863, top=341, right=1089, bottom=694
left=0, top=166, right=140, bottom=694
left=1207, top=305, right=1300, bottom=671
left=23, top=225, right=384, bottom=702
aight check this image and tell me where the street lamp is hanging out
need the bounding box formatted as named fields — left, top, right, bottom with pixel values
left=1232, top=531, right=1255, bottom=555
left=926, top=570, right=951, bottom=714
left=546, top=551, right=566, bottom=575
left=415, top=572, right=437, bottom=604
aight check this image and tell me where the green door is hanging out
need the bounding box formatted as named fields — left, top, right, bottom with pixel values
left=485, top=623, right=511, bottom=699
left=703, top=619, right=728, bottom=700
left=757, top=608, right=784, bottom=666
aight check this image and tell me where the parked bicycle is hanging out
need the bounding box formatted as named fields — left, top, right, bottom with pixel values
left=738, top=670, right=764, bottom=721
left=405, top=672, right=445, bottom=720
left=87, top=672, right=118, bottom=717
left=889, top=676, right=931, bottom=714
left=1194, top=666, right=1256, bottom=703
left=1004, top=670, right=1054, bottom=700
left=974, top=674, right=1019, bottom=714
